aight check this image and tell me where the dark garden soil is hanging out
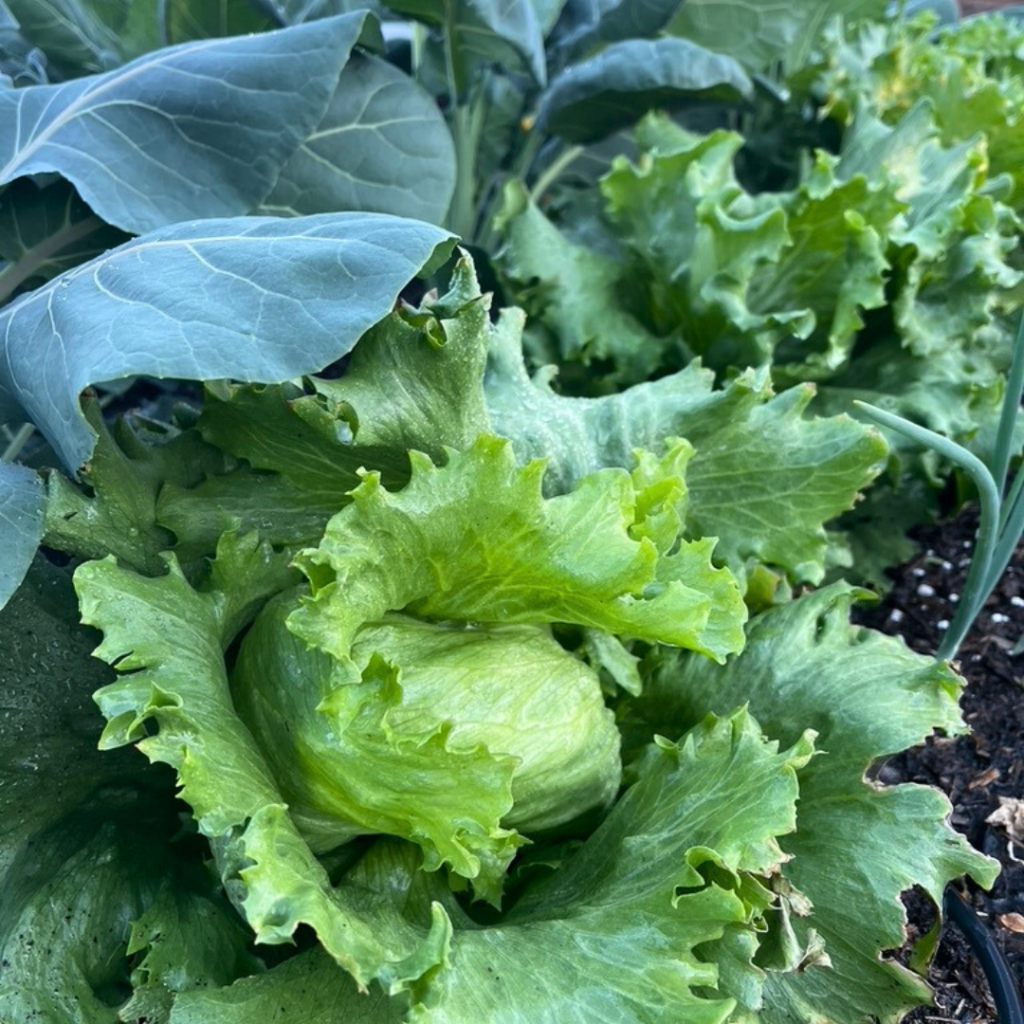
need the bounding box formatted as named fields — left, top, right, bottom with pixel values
left=854, top=509, right=1024, bottom=1023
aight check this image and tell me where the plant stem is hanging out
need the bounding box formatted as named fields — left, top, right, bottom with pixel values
left=411, top=21, right=427, bottom=76
left=1, top=422, right=34, bottom=463
left=990, top=313, right=1024, bottom=498
left=449, top=105, right=479, bottom=240
left=0, top=214, right=105, bottom=306
left=529, top=144, right=584, bottom=204
left=853, top=401, right=1001, bottom=661
left=441, top=9, right=479, bottom=241
left=983, top=475, right=1024, bottom=598
left=475, top=125, right=545, bottom=251
left=1000, top=462, right=1024, bottom=532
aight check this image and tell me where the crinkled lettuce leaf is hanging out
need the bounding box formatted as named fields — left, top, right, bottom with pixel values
left=43, top=400, right=229, bottom=573
left=816, top=12, right=1024, bottom=213
left=410, top=709, right=814, bottom=1023
left=627, top=584, right=998, bottom=1023
left=289, top=435, right=746, bottom=666
left=493, top=180, right=674, bottom=382
left=481, top=309, right=886, bottom=584
left=835, top=100, right=1021, bottom=358
left=198, top=707, right=810, bottom=1024
left=159, top=257, right=883, bottom=589
left=234, top=600, right=533, bottom=905
left=0, top=559, right=259, bottom=1024
left=74, top=532, right=453, bottom=993
left=497, top=94, right=1020, bottom=439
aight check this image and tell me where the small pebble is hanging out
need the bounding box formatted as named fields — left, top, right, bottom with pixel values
left=912, top=567, right=926, bottom=577
left=949, top=593, right=960, bottom=604
left=917, top=583, right=935, bottom=598
left=940, top=560, right=953, bottom=572
left=991, top=612, right=1010, bottom=625
left=888, top=609, right=905, bottom=624
left=937, top=619, right=950, bottom=630
left=1011, top=596, right=1024, bottom=608
left=963, top=540, right=972, bottom=549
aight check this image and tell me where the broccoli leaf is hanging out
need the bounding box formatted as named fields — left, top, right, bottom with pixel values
left=0, top=459, right=43, bottom=608
left=262, top=52, right=456, bottom=224
left=0, top=14, right=372, bottom=233
left=0, top=214, right=455, bottom=473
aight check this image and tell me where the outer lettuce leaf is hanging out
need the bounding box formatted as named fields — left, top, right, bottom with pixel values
left=816, top=332, right=1010, bottom=465
left=74, top=532, right=452, bottom=993
left=43, top=401, right=228, bottom=573
left=494, top=181, right=672, bottom=381
left=1, top=818, right=210, bottom=1024
left=410, top=709, right=815, bottom=1024
left=823, top=476, right=938, bottom=594
left=482, top=307, right=885, bottom=584
left=483, top=314, right=745, bottom=495
left=816, top=13, right=1024, bottom=213
left=170, top=949, right=407, bottom=1024
left=0, top=559, right=258, bottom=1024
left=0, top=557, right=139, bottom=882
left=631, top=585, right=998, bottom=1023
left=118, top=878, right=264, bottom=1024
left=156, top=464, right=348, bottom=562
left=290, top=435, right=746, bottom=666
left=311, top=255, right=492, bottom=456
left=680, top=383, right=886, bottom=583
left=598, top=121, right=897, bottom=381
